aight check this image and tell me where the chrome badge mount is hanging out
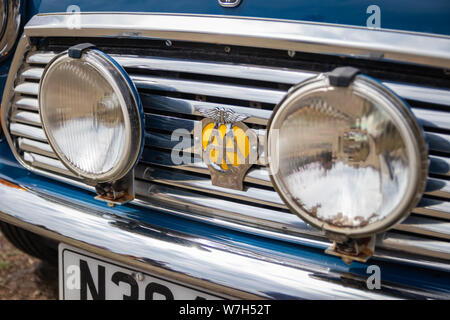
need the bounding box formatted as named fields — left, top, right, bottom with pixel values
left=195, top=107, right=258, bottom=190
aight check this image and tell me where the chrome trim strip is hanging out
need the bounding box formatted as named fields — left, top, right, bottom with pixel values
left=24, top=13, right=450, bottom=69
left=395, top=215, right=450, bottom=240
left=0, top=179, right=419, bottom=299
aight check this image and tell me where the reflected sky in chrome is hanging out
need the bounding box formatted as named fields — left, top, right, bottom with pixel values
left=278, top=89, right=410, bottom=228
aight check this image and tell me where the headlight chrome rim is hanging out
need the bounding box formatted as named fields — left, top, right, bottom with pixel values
left=38, top=49, right=144, bottom=183
left=267, top=73, right=428, bottom=239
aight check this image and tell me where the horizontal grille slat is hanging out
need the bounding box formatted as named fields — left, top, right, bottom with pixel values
left=20, top=67, right=44, bottom=80
left=383, top=82, right=450, bottom=107
left=17, top=138, right=57, bottom=159
left=429, top=155, right=450, bottom=177
left=26, top=51, right=56, bottom=64
left=134, top=179, right=315, bottom=235
left=145, top=113, right=265, bottom=136
left=394, top=215, right=450, bottom=240
left=23, top=152, right=74, bottom=176
left=141, top=148, right=271, bottom=187
left=413, top=197, right=450, bottom=220
left=379, top=233, right=450, bottom=260
left=11, top=110, right=41, bottom=127
left=114, top=54, right=315, bottom=85
left=13, top=97, right=39, bottom=111
left=145, top=132, right=192, bottom=152
left=413, top=108, right=450, bottom=132
left=131, top=74, right=286, bottom=104
left=424, top=132, right=450, bottom=154
left=140, top=93, right=271, bottom=126
left=14, top=82, right=39, bottom=96
left=425, top=178, right=450, bottom=199
left=146, top=113, right=195, bottom=133
left=9, top=123, right=47, bottom=142
left=5, top=44, right=449, bottom=268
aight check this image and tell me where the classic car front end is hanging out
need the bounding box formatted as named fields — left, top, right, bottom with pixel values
left=0, top=0, right=449, bottom=300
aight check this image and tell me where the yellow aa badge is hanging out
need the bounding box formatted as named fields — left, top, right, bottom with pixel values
left=194, top=107, right=258, bottom=190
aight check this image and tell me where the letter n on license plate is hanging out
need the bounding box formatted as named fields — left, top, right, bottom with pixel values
left=59, top=244, right=224, bottom=300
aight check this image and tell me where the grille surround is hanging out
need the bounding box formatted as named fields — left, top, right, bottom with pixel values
left=2, top=19, right=450, bottom=271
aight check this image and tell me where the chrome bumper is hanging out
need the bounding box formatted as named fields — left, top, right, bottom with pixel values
left=0, top=177, right=443, bottom=299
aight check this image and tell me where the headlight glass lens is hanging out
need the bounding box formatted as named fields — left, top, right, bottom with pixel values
left=268, top=74, right=427, bottom=237
left=39, top=50, right=141, bottom=182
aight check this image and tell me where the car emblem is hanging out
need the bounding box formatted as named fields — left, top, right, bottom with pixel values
left=218, top=0, right=242, bottom=8
left=194, top=106, right=258, bottom=190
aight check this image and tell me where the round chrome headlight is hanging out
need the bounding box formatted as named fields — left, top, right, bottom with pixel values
left=267, top=71, right=428, bottom=239
left=39, top=49, right=143, bottom=183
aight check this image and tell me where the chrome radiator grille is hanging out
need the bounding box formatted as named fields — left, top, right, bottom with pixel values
left=4, top=40, right=450, bottom=269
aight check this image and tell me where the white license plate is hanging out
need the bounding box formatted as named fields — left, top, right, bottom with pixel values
left=59, top=244, right=224, bottom=300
